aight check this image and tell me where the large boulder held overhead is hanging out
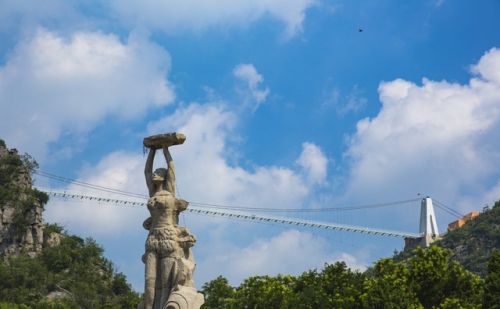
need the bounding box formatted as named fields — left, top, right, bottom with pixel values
left=143, top=133, right=186, bottom=148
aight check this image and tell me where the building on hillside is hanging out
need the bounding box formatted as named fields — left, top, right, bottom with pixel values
left=448, top=219, right=464, bottom=231
left=447, top=211, right=480, bottom=232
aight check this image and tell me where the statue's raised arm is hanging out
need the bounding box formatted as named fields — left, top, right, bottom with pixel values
left=163, top=146, right=176, bottom=197
left=144, top=148, right=156, bottom=197
left=143, top=132, right=185, bottom=197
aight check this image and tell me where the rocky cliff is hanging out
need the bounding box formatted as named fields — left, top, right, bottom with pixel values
left=0, top=140, right=55, bottom=258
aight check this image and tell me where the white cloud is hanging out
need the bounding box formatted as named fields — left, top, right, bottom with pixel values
left=343, top=47, right=500, bottom=213
left=0, top=0, right=316, bottom=39
left=148, top=103, right=308, bottom=208
left=43, top=151, right=148, bottom=234
left=472, top=48, right=500, bottom=84
left=339, top=89, right=367, bottom=115
left=321, top=85, right=367, bottom=116
left=297, top=142, right=328, bottom=185
left=233, top=63, right=270, bottom=111
left=110, top=0, right=316, bottom=38
left=198, top=229, right=367, bottom=285
left=0, top=29, right=174, bottom=160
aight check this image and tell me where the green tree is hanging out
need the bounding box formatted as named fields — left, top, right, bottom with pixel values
left=201, top=276, right=236, bottom=309
left=0, top=303, right=29, bottom=309
left=289, top=268, right=327, bottom=309
left=320, top=262, right=364, bottom=308
left=291, top=262, right=364, bottom=309
left=407, top=246, right=482, bottom=309
left=0, top=255, right=50, bottom=304
left=483, top=249, right=500, bottom=309
left=361, top=258, right=423, bottom=309
left=233, top=275, right=295, bottom=309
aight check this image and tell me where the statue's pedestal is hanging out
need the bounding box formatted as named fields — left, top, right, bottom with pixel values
left=137, top=286, right=204, bottom=309
left=165, top=285, right=204, bottom=309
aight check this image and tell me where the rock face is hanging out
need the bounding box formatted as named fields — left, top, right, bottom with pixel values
left=0, top=142, right=45, bottom=258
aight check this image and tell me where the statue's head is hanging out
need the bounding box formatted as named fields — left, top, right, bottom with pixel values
left=152, top=168, right=168, bottom=185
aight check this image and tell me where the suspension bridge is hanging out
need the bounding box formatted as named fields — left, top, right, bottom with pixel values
left=34, top=170, right=465, bottom=248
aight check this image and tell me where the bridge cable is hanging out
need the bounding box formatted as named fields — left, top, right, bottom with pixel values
left=433, top=204, right=461, bottom=219
left=35, top=170, right=147, bottom=199
left=35, top=170, right=420, bottom=213
left=187, top=198, right=421, bottom=213
left=432, top=199, right=464, bottom=218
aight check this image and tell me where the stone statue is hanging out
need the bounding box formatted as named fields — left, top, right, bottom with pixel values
left=138, top=133, right=204, bottom=309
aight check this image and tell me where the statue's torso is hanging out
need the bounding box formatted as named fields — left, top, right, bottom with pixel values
left=146, top=191, right=181, bottom=257
left=147, top=191, right=176, bottom=228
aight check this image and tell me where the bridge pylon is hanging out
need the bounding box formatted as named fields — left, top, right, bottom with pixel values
left=419, top=196, right=440, bottom=246
left=404, top=196, right=441, bottom=250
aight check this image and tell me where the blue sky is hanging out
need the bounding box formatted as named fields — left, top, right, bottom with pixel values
left=1, top=0, right=500, bottom=291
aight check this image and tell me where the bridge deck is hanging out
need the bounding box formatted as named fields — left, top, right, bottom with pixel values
left=40, top=189, right=421, bottom=238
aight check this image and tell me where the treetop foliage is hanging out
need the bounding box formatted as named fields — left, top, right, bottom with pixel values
left=201, top=246, right=497, bottom=309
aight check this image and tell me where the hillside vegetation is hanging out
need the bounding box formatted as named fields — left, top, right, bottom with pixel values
left=0, top=139, right=141, bottom=308
left=0, top=231, right=141, bottom=308
left=436, top=201, right=500, bottom=276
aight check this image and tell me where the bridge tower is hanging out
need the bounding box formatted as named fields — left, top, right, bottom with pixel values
left=404, top=196, right=440, bottom=249
left=419, top=196, right=440, bottom=247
